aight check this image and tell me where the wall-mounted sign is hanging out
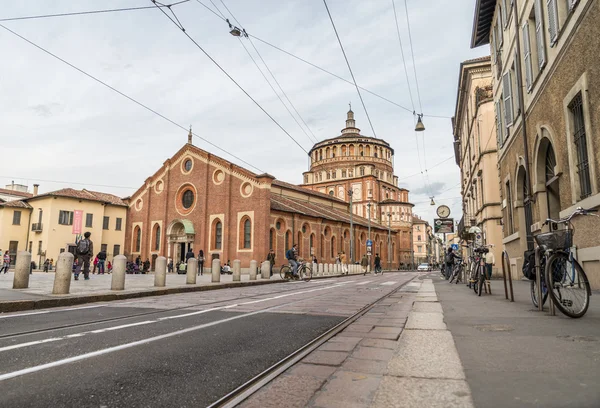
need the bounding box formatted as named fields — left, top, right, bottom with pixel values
left=434, top=218, right=454, bottom=234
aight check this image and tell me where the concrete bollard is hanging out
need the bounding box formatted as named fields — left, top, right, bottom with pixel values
left=154, top=256, right=167, bottom=287
left=334, top=264, right=339, bottom=274
left=13, top=251, right=32, bottom=289
left=111, top=255, right=127, bottom=290
left=261, top=261, right=270, bottom=279
left=212, top=258, right=221, bottom=283
left=187, top=258, right=198, bottom=284
left=52, top=252, right=74, bottom=294
left=233, top=259, right=241, bottom=281
left=318, top=263, right=324, bottom=276
left=313, top=262, right=318, bottom=277
left=329, top=264, right=333, bottom=275
left=249, top=260, right=257, bottom=280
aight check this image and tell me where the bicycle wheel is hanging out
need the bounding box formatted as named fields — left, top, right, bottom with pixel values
left=301, top=264, right=312, bottom=282
left=477, top=271, right=485, bottom=297
left=530, top=279, right=548, bottom=308
left=545, top=252, right=591, bottom=318
left=473, top=268, right=480, bottom=294
left=449, top=265, right=456, bottom=283
left=279, top=265, right=291, bottom=281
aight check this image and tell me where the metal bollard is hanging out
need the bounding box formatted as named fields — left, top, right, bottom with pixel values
left=212, top=258, right=221, bottom=283
left=261, top=260, right=270, bottom=279
left=249, top=260, right=257, bottom=280
left=154, top=256, right=167, bottom=287
left=187, top=258, right=198, bottom=284
left=111, top=255, right=127, bottom=290
left=233, top=259, right=241, bottom=282
left=13, top=251, right=32, bottom=289
left=52, top=252, right=74, bottom=294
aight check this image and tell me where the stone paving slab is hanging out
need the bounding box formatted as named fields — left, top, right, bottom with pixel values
left=351, top=346, right=395, bottom=361
left=312, top=370, right=382, bottom=408
left=405, top=311, right=447, bottom=330
left=302, top=350, right=349, bottom=366
left=239, top=374, right=326, bottom=408
left=371, top=377, right=474, bottom=408
left=412, top=301, right=443, bottom=313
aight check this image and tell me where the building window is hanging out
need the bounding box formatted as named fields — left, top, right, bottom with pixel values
left=506, top=180, right=514, bottom=234
left=134, top=226, right=141, bottom=252
left=285, top=230, right=291, bottom=250
left=113, top=244, right=121, bottom=256
left=342, top=170, right=347, bottom=178
left=304, top=175, right=308, bottom=184
left=243, top=218, right=251, bottom=249
left=276, top=221, right=281, bottom=230
left=182, top=190, right=194, bottom=209
left=326, top=172, right=330, bottom=180
left=184, top=159, right=192, bottom=171
left=103, top=216, right=109, bottom=230
left=332, top=170, right=336, bottom=179
left=418, top=235, right=421, bottom=241
left=310, top=234, right=315, bottom=253
left=154, top=225, right=161, bottom=251
left=533, top=0, right=546, bottom=69
left=115, top=218, right=122, bottom=231
left=12, top=210, right=21, bottom=225
left=360, top=167, right=365, bottom=176
left=269, top=228, right=275, bottom=250
left=349, top=170, right=353, bottom=177
left=547, top=0, right=559, bottom=45
left=101, top=243, right=107, bottom=253
left=417, top=245, right=422, bottom=252
left=502, top=72, right=514, bottom=127
left=495, top=99, right=505, bottom=147
left=85, top=213, right=93, bottom=228
left=214, top=220, right=223, bottom=250
left=569, top=93, right=592, bottom=199
left=329, top=191, right=334, bottom=196
left=58, top=211, right=73, bottom=225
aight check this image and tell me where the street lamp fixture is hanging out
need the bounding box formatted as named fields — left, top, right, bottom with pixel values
left=415, top=113, right=425, bottom=132
left=227, top=19, right=243, bottom=36
left=430, top=197, right=435, bottom=206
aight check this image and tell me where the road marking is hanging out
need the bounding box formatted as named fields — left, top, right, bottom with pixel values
left=380, top=281, right=397, bottom=286
left=0, top=304, right=108, bottom=320
left=0, top=304, right=286, bottom=382
left=356, top=281, right=372, bottom=285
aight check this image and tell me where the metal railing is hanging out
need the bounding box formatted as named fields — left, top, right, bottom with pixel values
left=31, top=223, right=43, bottom=232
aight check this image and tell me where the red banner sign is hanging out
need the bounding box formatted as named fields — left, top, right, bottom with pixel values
left=72, top=210, right=83, bottom=234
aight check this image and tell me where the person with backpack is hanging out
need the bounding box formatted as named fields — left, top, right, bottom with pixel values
left=374, top=253, right=382, bottom=273
left=74, top=231, right=93, bottom=280
left=444, top=247, right=460, bottom=280
left=97, top=249, right=107, bottom=274
left=285, top=244, right=299, bottom=279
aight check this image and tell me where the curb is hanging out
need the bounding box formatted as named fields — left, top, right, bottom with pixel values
left=0, top=271, right=376, bottom=314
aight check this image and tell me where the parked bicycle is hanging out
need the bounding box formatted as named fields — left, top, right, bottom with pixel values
left=448, top=258, right=464, bottom=284
left=532, top=207, right=596, bottom=318
left=279, top=260, right=312, bottom=282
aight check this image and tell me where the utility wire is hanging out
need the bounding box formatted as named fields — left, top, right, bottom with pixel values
left=219, top=0, right=318, bottom=144
left=396, top=156, right=454, bottom=181
left=0, top=1, right=190, bottom=22
left=391, top=0, right=415, bottom=112
left=403, top=0, right=423, bottom=114
left=152, top=2, right=310, bottom=155
left=322, top=0, right=378, bottom=138
left=0, top=23, right=264, bottom=174
left=0, top=176, right=136, bottom=190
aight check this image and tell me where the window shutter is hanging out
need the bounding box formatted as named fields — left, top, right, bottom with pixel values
left=503, top=72, right=514, bottom=127
left=547, top=0, right=559, bottom=45
left=502, top=0, right=509, bottom=27
left=497, top=16, right=503, bottom=46
left=522, top=22, right=533, bottom=91
left=491, top=27, right=497, bottom=63
left=513, top=55, right=520, bottom=115
left=495, top=101, right=504, bottom=147
left=534, top=0, right=546, bottom=68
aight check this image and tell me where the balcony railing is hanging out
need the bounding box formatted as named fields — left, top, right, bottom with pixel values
left=31, top=223, right=43, bottom=232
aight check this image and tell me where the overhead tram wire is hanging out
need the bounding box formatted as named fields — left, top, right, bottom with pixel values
left=0, top=1, right=190, bottom=22
left=218, top=0, right=319, bottom=144
left=322, top=0, right=378, bottom=139
left=0, top=23, right=264, bottom=174
left=396, top=155, right=454, bottom=182
left=151, top=1, right=310, bottom=155
left=0, top=176, right=137, bottom=190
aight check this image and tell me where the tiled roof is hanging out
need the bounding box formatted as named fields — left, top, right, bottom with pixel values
left=463, top=55, right=491, bottom=64
left=272, top=180, right=347, bottom=203
left=0, top=200, right=32, bottom=209
left=0, top=188, right=33, bottom=198
left=270, top=194, right=389, bottom=231
left=29, top=188, right=127, bottom=207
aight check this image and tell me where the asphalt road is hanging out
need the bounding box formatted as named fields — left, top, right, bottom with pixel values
left=0, top=273, right=416, bottom=407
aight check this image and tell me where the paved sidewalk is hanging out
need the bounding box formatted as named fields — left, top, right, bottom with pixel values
left=240, top=276, right=474, bottom=408
left=435, top=275, right=600, bottom=408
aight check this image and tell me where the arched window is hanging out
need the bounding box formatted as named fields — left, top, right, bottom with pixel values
left=285, top=230, right=292, bottom=250
left=310, top=233, right=315, bottom=254
left=269, top=228, right=275, bottom=250
left=331, top=236, right=336, bottom=258
left=325, top=147, right=330, bottom=158
left=349, top=145, right=355, bottom=155
left=134, top=226, right=141, bottom=252
left=366, top=145, right=371, bottom=156
left=243, top=218, right=251, bottom=249
left=153, top=224, right=160, bottom=251
left=341, top=145, right=347, bottom=156
left=360, top=167, right=365, bottom=176
left=213, top=219, right=223, bottom=250
left=545, top=143, right=560, bottom=220
left=297, top=231, right=303, bottom=256
left=321, top=235, right=325, bottom=259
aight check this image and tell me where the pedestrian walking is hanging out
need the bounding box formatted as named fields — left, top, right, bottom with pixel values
left=1, top=252, right=10, bottom=273
left=267, top=249, right=275, bottom=277
left=92, top=255, right=98, bottom=274
left=485, top=249, right=495, bottom=280
left=143, top=258, right=150, bottom=273
left=43, top=259, right=49, bottom=272
left=97, top=249, right=107, bottom=274
left=135, top=255, right=141, bottom=267
left=74, top=232, right=93, bottom=280
left=49, top=258, right=54, bottom=271
left=361, top=254, right=368, bottom=274
left=107, top=261, right=112, bottom=274
left=168, top=259, right=174, bottom=273
left=197, top=250, right=204, bottom=276
left=340, top=251, right=348, bottom=274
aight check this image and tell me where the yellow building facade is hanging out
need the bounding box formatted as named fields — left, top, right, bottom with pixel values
left=0, top=188, right=126, bottom=266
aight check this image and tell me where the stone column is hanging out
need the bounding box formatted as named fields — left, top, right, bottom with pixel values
left=13, top=251, right=32, bottom=289
left=154, top=256, right=167, bottom=287
left=261, top=261, right=270, bottom=279
left=52, top=252, right=74, bottom=295
left=249, top=260, right=257, bottom=280
left=233, top=259, right=241, bottom=282
left=212, top=258, right=221, bottom=283
left=186, top=258, right=197, bottom=284
left=111, top=255, right=127, bottom=290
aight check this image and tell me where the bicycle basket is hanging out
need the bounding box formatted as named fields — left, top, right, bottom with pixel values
left=534, top=229, right=573, bottom=251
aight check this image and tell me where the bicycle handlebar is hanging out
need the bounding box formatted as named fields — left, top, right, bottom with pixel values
left=543, top=206, right=599, bottom=226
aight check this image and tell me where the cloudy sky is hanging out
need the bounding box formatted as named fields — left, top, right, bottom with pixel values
left=1, top=0, right=487, bottom=226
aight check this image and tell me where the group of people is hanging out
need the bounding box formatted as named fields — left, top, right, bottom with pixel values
left=281, top=245, right=382, bottom=277
left=42, top=258, right=54, bottom=272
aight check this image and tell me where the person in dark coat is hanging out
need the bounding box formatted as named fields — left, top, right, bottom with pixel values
left=197, top=250, right=204, bottom=276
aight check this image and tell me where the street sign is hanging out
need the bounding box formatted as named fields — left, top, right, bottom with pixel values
left=434, top=218, right=454, bottom=234
left=367, top=246, right=372, bottom=256
left=366, top=239, right=372, bottom=246
left=451, top=244, right=459, bottom=251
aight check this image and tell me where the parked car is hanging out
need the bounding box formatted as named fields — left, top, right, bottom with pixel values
left=417, top=263, right=430, bottom=271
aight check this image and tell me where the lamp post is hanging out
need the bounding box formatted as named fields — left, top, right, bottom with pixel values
left=367, top=202, right=372, bottom=271
left=348, top=189, right=354, bottom=263
left=387, top=212, right=392, bottom=270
